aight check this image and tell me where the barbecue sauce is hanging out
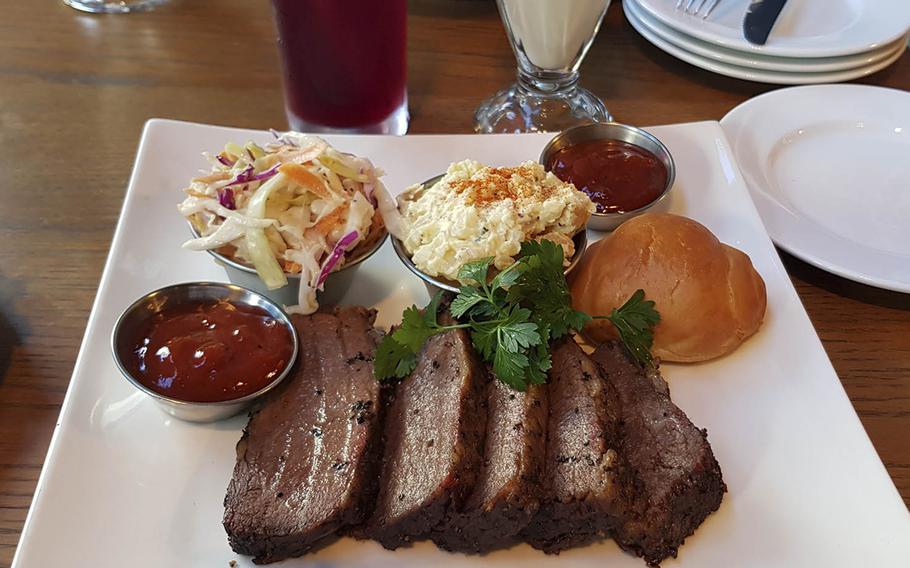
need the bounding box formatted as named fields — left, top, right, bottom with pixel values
left=123, top=300, right=294, bottom=402
left=547, top=139, right=667, bottom=214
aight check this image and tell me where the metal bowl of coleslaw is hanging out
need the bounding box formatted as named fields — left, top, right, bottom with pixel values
left=189, top=222, right=387, bottom=308
left=178, top=133, right=393, bottom=312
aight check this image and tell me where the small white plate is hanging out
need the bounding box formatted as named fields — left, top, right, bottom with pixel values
left=625, top=2, right=907, bottom=85
left=626, top=0, right=908, bottom=73
left=11, top=120, right=910, bottom=567
left=721, top=84, right=910, bottom=292
left=634, top=0, right=910, bottom=58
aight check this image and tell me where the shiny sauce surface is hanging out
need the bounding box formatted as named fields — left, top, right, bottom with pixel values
left=123, top=300, right=294, bottom=402
left=547, top=138, right=668, bottom=214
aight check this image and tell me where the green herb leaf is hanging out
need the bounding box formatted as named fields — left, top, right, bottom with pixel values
left=471, top=298, right=503, bottom=319
left=524, top=353, right=551, bottom=386
left=458, top=257, right=494, bottom=287
left=508, top=239, right=589, bottom=339
left=374, top=335, right=419, bottom=381
left=393, top=306, right=434, bottom=352
left=490, top=260, right=525, bottom=291
left=470, top=321, right=499, bottom=361
left=374, top=292, right=464, bottom=381
left=493, top=347, right=530, bottom=391
left=423, top=291, right=444, bottom=327
left=605, top=289, right=661, bottom=366
left=390, top=292, right=446, bottom=352
left=523, top=318, right=552, bottom=386
left=564, top=309, right=593, bottom=336
left=450, top=287, right=485, bottom=318
left=497, top=306, right=539, bottom=353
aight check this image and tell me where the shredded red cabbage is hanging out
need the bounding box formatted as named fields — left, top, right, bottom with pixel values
left=225, top=165, right=254, bottom=186
left=216, top=154, right=234, bottom=167
left=217, top=188, right=236, bottom=210
left=317, top=230, right=359, bottom=288
left=224, top=164, right=279, bottom=188
left=250, top=164, right=280, bottom=182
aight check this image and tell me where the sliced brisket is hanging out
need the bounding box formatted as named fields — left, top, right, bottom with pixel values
left=367, top=324, right=487, bottom=550
left=591, top=341, right=725, bottom=566
left=522, top=339, right=629, bottom=553
left=433, top=380, right=548, bottom=552
left=223, top=307, right=385, bottom=564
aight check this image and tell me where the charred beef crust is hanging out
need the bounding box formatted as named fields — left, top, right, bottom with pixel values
left=433, top=380, right=548, bottom=552
left=223, top=308, right=386, bottom=564
left=591, top=342, right=726, bottom=566
left=522, top=340, right=630, bottom=553
left=366, top=324, right=487, bottom=550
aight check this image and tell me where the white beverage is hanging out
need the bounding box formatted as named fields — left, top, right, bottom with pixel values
left=499, top=0, right=612, bottom=71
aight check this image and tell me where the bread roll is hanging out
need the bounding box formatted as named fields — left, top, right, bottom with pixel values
left=570, top=213, right=766, bottom=362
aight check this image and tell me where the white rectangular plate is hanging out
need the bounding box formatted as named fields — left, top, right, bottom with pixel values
left=13, top=120, right=910, bottom=568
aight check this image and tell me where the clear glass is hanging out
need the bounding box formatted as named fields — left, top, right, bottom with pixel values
left=475, top=0, right=613, bottom=133
left=272, top=0, right=409, bottom=135
left=285, top=95, right=409, bottom=136
left=63, top=0, right=167, bottom=13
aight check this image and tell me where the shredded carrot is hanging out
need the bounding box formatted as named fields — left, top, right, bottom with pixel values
left=278, top=163, right=331, bottom=200
left=312, top=202, right=350, bottom=238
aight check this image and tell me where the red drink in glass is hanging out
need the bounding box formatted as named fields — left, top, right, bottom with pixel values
left=271, top=0, right=409, bottom=134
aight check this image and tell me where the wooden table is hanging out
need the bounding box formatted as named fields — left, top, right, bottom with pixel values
left=0, top=0, right=907, bottom=564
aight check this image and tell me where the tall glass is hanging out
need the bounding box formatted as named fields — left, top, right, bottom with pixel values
left=63, top=0, right=167, bottom=13
left=475, top=0, right=612, bottom=133
left=271, top=0, right=409, bottom=135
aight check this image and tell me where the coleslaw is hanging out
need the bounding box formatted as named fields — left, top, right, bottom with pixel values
left=178, top=132, right=401, bottom=314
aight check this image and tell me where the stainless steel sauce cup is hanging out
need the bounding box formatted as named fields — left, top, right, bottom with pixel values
left=111, top=282, right=298, bottom=423
left=539, top=122, right=676, bottom=231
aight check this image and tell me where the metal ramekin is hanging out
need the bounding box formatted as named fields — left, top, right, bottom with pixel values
left=188, top=222, right=388, bottom=307
left=391, top=175, right=589, bottom=297
left=111, top=282, right=298, bottom=423
left=539, top=122, right=676, bottom=231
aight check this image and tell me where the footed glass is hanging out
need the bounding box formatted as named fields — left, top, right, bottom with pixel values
left=476, top=0, right=613, bottom=133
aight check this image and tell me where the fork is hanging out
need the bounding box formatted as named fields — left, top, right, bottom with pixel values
left=676, top=0, right=722, bottom=19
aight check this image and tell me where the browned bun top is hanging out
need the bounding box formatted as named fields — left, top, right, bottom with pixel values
left=570, top=213, right=766, bottom=363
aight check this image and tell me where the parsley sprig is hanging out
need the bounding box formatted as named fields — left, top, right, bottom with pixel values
left=375, top=240, right=660, bottom=390
left=373, top=292, right=468, bottom=380
left=595, top=289, right=661, bottom=367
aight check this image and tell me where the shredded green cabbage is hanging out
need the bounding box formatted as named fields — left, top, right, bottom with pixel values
left=245, top=141, right=267, bottom=160
left=224, top=142, right=245, bottom=161
left=322, top=165, right=346, bottom=196
left=244, top=173, right=289, bottom=289
left=319, top=155, right=370, bottom=183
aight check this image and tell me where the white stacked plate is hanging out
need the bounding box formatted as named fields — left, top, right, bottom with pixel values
left=624, top=0, right=910, bottom=84
left=721, top=84, right=910, bottom=292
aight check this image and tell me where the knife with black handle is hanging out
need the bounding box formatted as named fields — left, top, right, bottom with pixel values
left=743, top=0, right=789, bottom=46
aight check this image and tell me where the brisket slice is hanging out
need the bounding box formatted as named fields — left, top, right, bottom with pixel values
left=591, top=341, right=726, bottom=566
left=433, top=380, right=548, bottom=552
left=223, top=308, right=385, bottom=564
left=522, top=339, right=630, bottom=553
left=366, top=323, right=488, bottom=550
